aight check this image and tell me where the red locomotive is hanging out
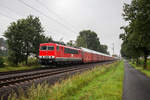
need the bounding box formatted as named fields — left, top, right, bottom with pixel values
left=39, top=43, right=114, bottom=65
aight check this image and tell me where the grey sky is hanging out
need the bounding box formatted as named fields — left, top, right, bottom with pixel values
left=0, top=0, right=131, bottom=55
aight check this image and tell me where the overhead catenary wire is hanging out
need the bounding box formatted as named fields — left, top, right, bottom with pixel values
left=0, top=5, right=23, bottom=18
left=0, top=12, right=17, bottom=20
left=0, top=5, right=62, bottom=33
left=35, top=0, right=79, bottom=32
left=0, top=5, right=70, bottom=40
left=0, top=12, right=17, bottom=38
left=17, top=0, right=77, bottom=34
left=0, top=0, right=76, bottom=41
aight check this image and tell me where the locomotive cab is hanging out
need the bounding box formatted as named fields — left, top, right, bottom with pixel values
left=39, top=43, right=56, bottom=64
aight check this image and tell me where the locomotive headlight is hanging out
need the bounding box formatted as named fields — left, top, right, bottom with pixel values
left=48, top=56, right=51, bottom=59
left=51, top=56, right=55, bottom=58
left=39, top=56, right=42, bottom=58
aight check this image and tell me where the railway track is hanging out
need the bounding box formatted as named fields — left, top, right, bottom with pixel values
left=0, top=66, right=89, bottom=88
left=0, top=61, right=115, bottom=100
left=0, top=67, right=50, bottom=76
left=0, top=62, right=113, bottom=89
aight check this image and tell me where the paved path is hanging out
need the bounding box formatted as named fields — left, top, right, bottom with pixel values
left=123, top=60, right=150, bottom=100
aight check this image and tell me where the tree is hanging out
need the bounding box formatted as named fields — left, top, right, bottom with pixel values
left=120, top=0, right=150, bottom=68
left=0, top=56, right=4, bottom=67
left=99, top=44, right=109, bottom=54
left=0, top=38, right=7, bottom=56
left=67, top=40, right=76, bottom=47
left=76, top=30, right=100, bottom=51
left=4, top=15, right=44, bottom=65
left=76, top=30, right=109, bottom=54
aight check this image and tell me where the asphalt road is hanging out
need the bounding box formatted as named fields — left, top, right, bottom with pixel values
left=123, top=60, right=150, bottom=100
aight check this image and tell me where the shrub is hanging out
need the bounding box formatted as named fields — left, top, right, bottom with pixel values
left=27, top=57, right=39, bottom=66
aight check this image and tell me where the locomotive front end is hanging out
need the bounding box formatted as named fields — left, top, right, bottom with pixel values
left=39, top=43, right=56, bottom=65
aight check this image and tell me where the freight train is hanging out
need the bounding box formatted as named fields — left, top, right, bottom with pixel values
left=39, top=43, right=115, bottom=65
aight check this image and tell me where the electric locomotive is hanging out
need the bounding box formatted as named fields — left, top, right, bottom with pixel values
left=39, top=43, right=114, bottom=65
left=39, top=43, right=82, bottom=65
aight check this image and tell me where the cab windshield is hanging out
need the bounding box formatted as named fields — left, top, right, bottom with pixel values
left=40, top=46, right=54, bottom=50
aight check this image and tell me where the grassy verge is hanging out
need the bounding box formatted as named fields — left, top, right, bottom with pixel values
left=135, top=59, right=150, bottom=68
left=0, top=65, right=41, bottom=72
left=130, top=60, right=150, bottom=77
left=8, top=61, right=124, bottom=100
left=0, top=57, right=40, bottom=72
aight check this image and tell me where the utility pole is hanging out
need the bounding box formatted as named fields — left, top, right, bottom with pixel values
left=112, top=43, right=114, bottom=55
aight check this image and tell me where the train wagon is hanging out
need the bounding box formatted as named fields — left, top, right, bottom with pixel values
left=80, top=47, right=114, bottom=63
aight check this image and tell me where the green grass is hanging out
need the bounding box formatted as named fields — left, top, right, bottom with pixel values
left=130, top=61, right=150, bottom=77
left=8, top=61, right=124, bottom=100
left=7, top=83, right=50, bottom=100
left=0, top=65, right=40, bottom=72
left=136, top=59, right=150, bottom=67
left=73, top=61, right=124, bottom=100
left=0, top=57, right=40, bottom=72
left=50, top=61, right=124, bottom=100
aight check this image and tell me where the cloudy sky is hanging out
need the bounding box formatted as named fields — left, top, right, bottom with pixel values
left=0, top=0, right=131, bottom=55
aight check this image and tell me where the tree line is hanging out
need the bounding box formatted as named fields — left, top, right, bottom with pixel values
left=1, top=15, right=109, bottom=66
left=120, top=0, right=150, bottom=69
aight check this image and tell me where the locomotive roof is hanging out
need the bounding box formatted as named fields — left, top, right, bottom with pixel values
left=80, top=47, right=112, bottom=57
left=40, top=43, right=81, bottom=50
left=40, top=43, right=56, bottom=45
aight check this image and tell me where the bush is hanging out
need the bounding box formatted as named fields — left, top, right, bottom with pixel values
left=27, top=57, right=39, bottom=66
left=0, top=57, right=4, bottom=67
